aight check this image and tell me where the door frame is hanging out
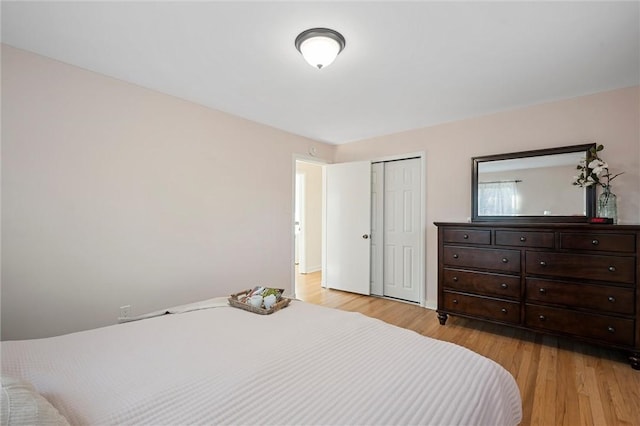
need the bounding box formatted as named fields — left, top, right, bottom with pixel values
left=370, top=151, right=427, bottom=307
left=294, top=172, right=304, bottom=269
left=291, top=154, right=328, bottom=299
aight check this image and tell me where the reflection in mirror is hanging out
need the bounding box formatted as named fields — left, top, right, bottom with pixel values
left=478, top=152, right=585, bottom=216
left=472, top=144, right=596, bottom=222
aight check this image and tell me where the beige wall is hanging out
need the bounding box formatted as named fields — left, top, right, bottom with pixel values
left=1, top=46, right=335, bottom=339
left=3, top=44, right=639, bottom=339
left=335, top=86, right=640, bottom=307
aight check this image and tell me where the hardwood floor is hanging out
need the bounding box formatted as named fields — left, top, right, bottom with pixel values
left=296, top=271, right=640, bottom=426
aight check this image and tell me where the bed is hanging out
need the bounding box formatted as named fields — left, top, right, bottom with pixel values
left=1, top=298, right=522, bottom=425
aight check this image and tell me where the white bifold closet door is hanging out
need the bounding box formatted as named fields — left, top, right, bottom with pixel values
left=324, top=158, right=421, bottom=303
left=379, top=158, right=421, bottom=302
left=370, top=163, right=384, bottom=296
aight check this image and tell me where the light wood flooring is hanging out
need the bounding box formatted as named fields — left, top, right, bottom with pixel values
left=296, top=271, right=640, bottom=426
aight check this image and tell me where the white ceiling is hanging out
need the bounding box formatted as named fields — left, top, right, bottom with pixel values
left=2, top=1, right=639, bottom=145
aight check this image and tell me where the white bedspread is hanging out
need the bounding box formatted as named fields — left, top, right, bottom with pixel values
left=1, top=299, right=522, bottom=425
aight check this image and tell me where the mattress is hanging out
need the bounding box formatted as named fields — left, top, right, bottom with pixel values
left=1, top=299, right=522, bottom=425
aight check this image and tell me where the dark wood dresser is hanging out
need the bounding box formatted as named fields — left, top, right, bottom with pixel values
left=434, top=222, right=640, bottom=369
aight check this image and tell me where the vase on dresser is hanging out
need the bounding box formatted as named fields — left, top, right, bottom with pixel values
left=598, top=186, right=618, bottom=224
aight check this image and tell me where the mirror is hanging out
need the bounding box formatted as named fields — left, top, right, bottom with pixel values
left=472, top=144, right=596, bottom=222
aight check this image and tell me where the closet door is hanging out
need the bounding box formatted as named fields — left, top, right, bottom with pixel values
left=370, top=163, right=384, bottom=296
left=383, top=158, right=421, bottom=302
left=324, top=161, right=371, bottom=295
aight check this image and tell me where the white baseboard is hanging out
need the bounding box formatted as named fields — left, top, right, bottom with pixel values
left=299, top=265, right=321, bottom=274
left=423, top=300, right=437, bottom=311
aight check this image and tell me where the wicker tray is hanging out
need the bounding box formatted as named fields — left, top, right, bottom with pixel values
left=228, top=289, right=291, bottom=315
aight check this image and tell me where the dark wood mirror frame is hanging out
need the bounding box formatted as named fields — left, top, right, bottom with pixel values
left=472, top=144, right=597, bottom=222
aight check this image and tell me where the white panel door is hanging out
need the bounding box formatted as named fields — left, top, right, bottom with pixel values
left=324, top=161, right=371, bottom=295
left=383, top=158, right=421, bottom=302
left=370, top=163, right=384, bottom=296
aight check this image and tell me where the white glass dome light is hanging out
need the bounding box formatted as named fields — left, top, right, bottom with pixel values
left=295, top=28, right=346, bottom=69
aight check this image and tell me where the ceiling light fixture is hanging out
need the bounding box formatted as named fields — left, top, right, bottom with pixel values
left=295, top=28, right=346, bottom=69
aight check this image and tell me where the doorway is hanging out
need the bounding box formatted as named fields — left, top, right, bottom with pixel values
left=294, top=160, right=323, bottom=296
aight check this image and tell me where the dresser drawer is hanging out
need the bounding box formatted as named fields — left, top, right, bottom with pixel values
left=443, top=269, right=520, bottom=299
left=495, top=230, right=554, bottom=248
left=443, top=229, right=491, bottom=245
left=560, top=232, right=636, bottom=253
left=443, top=292, right=520, bottom=324
left=525, top=304, right=634, bottom=346
left=526, top=278, right=635, bottom=315
left=525, top=251, right=635, bottom=284
left=443, top=246, right=520, bottom=273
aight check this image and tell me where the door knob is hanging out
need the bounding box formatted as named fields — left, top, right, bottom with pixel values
left=362, top=234, right=369, bottom=239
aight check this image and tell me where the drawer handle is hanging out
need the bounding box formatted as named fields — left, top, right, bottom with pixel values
left=452, top=276, right=459, bottom=282
left=452, top=299, right=458, bottom=304
left=539, top=315, right=546, bottom=321
left=463, top=234, right=469, bottom=239
left=501, top=308, right=507, bottom=314
left=520, top=236, right=527, bottom=242
left=608, top=266, right=616, bottom=272
left=592, top=239, right=599, bottom=246
left=500, top=283, right=508, bottom=289
left=608, top=296, right=616, bottom=303
left=608, top=326, right=615, bottom=334
left=453, top=254, right=459, bottom=259
left=539, top=288, right=546, bottom=294
left=501, top=258, right=509, bottom=263
left=539, top=261, right=547, bottom=266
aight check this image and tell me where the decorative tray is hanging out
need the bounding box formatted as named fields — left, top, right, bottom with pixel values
left=228, top=289, right=291, bottom=315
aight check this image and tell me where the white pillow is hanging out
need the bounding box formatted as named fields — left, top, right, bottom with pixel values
left=1, top=376, right=70, bottom=426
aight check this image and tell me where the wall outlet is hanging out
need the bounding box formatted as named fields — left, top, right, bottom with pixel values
left=119, top=305, right=131, bottom=319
